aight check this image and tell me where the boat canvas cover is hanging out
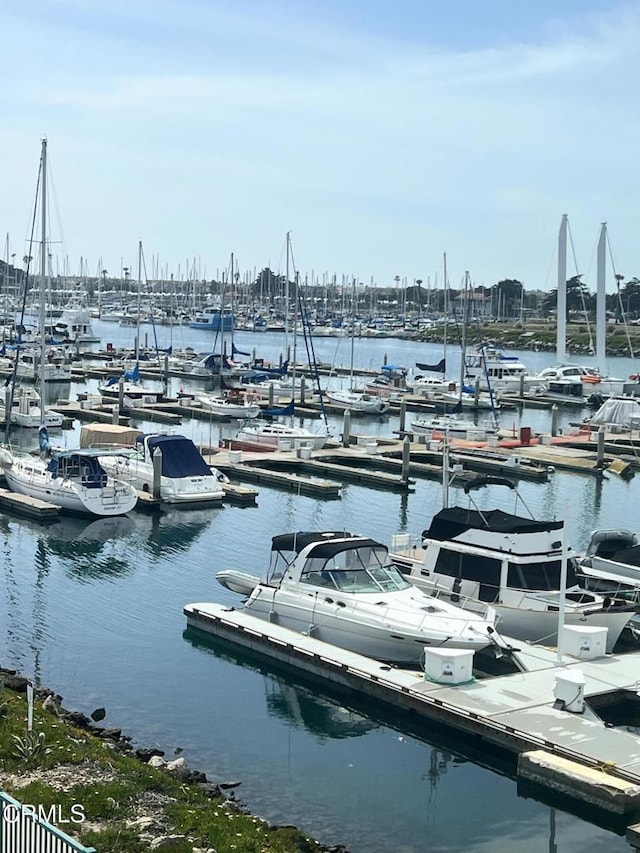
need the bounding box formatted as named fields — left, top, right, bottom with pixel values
left=424, top=507, right=564, bottom=541
left=589, top=397, right=640, bottom=429
left=271, top=531, right=360, bottom=555
left=141, top=435, right=212, bottom=478
left=80, top=423, right=143, bottom=449
left=416, top=358, right=446, bottom=373
left=604, top=544, right=640, bottom=568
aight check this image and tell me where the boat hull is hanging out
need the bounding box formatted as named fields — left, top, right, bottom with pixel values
left=403, top=572, right=631, bottom=652
left=99, top=456, right=225, bottom=504
left=242, top=585, right=494, bottom=664
left=2, top=459, right=137, bottom=516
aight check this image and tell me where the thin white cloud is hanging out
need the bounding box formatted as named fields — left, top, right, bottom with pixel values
left=1, top=1, right=639, bottom=287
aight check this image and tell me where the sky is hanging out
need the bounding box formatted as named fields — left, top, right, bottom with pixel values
left=1, top=0, right=639, bottom=292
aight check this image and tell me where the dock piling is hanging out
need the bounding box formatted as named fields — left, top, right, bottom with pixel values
left=342, top=410, right=351, bottom=448
left=401, top=435, right=411, bottom=482
left=152, top=447, right=162, bottom=499
left=399, top=399, right=406, bottom=434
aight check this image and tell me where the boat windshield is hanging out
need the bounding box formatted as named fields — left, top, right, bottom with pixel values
left=300, top=545, right=411, bottom=593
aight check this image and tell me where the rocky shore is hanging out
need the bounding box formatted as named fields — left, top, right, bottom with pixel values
left=0, top=668, right=348, bottom=853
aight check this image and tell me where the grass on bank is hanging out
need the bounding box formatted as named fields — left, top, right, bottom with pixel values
left=0, top=689, right=324, bottom=853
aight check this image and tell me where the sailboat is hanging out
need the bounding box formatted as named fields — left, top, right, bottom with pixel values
left=326, top=278, right=390, bottom=415
left=97, top=242, right=164, bottom=403
left=0, top=139, right=139, bottom=517
left=236, top=235, right=331, bottom=450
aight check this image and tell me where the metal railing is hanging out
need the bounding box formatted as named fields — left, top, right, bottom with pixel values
left=0, top=791, right=96, bottom=853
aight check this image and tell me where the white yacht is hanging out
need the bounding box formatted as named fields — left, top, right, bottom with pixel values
left=90, top=430, right=226, bottom=504
left=531, top=363, right=626, bottom=398
left=216, top=531, right=503, bottom=664
left=578, top=528, right=640, bottom=600
left=389, top=476, right=635, bottom=652
left=410, top=414, right=497, bottom=441
left=15, top=348, right=72, bottom=382
left=236, top=403, right=330, bottom=450
left=464, top=346, right=540, bottom=395
left=54, top=297, right=100, bottom=343
left=0, top=385, right=64, bottom=429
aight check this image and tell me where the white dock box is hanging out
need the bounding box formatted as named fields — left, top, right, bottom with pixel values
left=553, top=668, right=585, bottom=713
left=424, top=648, right=474, bottom=685
left=562, top=625, right=608, bottom=660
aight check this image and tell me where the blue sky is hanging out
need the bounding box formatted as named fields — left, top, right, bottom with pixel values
left=1, top=0, right=638, bottom=292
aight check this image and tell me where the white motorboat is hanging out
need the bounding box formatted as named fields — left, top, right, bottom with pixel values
left=389, top=475, right=635, bottom=652
left=325, top=389, right=390, bottom=415
left=90, top=430, right=226, bottom=504
left=464, top=346, right=539, bottom=395
left=531, top=363, right=626, bottom=398
left=216, top=531, right=503, bottom=664
left=54, top=296, right=100, bottom=343
left=0, top=384, right=64, bottom=429
left=236, top=411, right=329, bottom=450
left=410, top=414, right=497, bottom=440
left=195, top=392, right=261, bottom=419
left=15, top=347, right=72, bottom=382
left=578, top=528, right=640, bottom=600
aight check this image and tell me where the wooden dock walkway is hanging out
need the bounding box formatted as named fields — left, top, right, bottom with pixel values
left=184, top=601, right=640, bottom=820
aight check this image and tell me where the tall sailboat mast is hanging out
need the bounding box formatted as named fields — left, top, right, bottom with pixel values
left=39, top=138, right=48, bottom=419
left=443, top=252, right=448, bottom=377
left=135, top=240, right=142, bottom=362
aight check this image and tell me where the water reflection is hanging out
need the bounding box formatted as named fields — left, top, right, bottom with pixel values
left=139, top=506, right=222, bottom=560
left=48, top=515, right=136, bottom=580
left=265, top=679, right=378, bottom=742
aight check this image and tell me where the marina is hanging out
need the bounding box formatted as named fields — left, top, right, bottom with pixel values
left=3, top=323, right=640, bottom=852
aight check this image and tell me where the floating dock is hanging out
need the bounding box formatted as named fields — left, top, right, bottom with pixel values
left=0, top=487, right=61, bottom=520
left=184, top=601, right=640, bottom=823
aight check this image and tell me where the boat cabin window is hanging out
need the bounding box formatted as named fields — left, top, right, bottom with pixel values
left=507, top=558, right=578, bottom=591
left=299, top=545, right=411, bottom=593
left=434, top=549, right=501, bottom=602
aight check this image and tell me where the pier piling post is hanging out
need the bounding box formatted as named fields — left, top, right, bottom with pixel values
left=551, top=404, right=558, bottom=437
left=152, top=447, right=162, bottom=499
left=342, top=410, right=351, bottom=448
left=401, top=435, right=411, bottom=482
left=163, top=355, right=169, bottom=397
left=519, top=373, right=524, bottom=397
left=268, top=384, right=274, bottom=407
left=300, top=375, right=306, bottom=405
left=111, top=405, right=119, bottom=425
left=118, top=378, right=124, bottom=412
left=399, top=399, right=406, bottom=434
left=597, top=427, right=605, bottom=465
left=474, top=378, right=480, bottom=405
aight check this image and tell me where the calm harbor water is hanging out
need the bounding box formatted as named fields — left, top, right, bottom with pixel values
left=1, top=323, right=639, bottom=852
